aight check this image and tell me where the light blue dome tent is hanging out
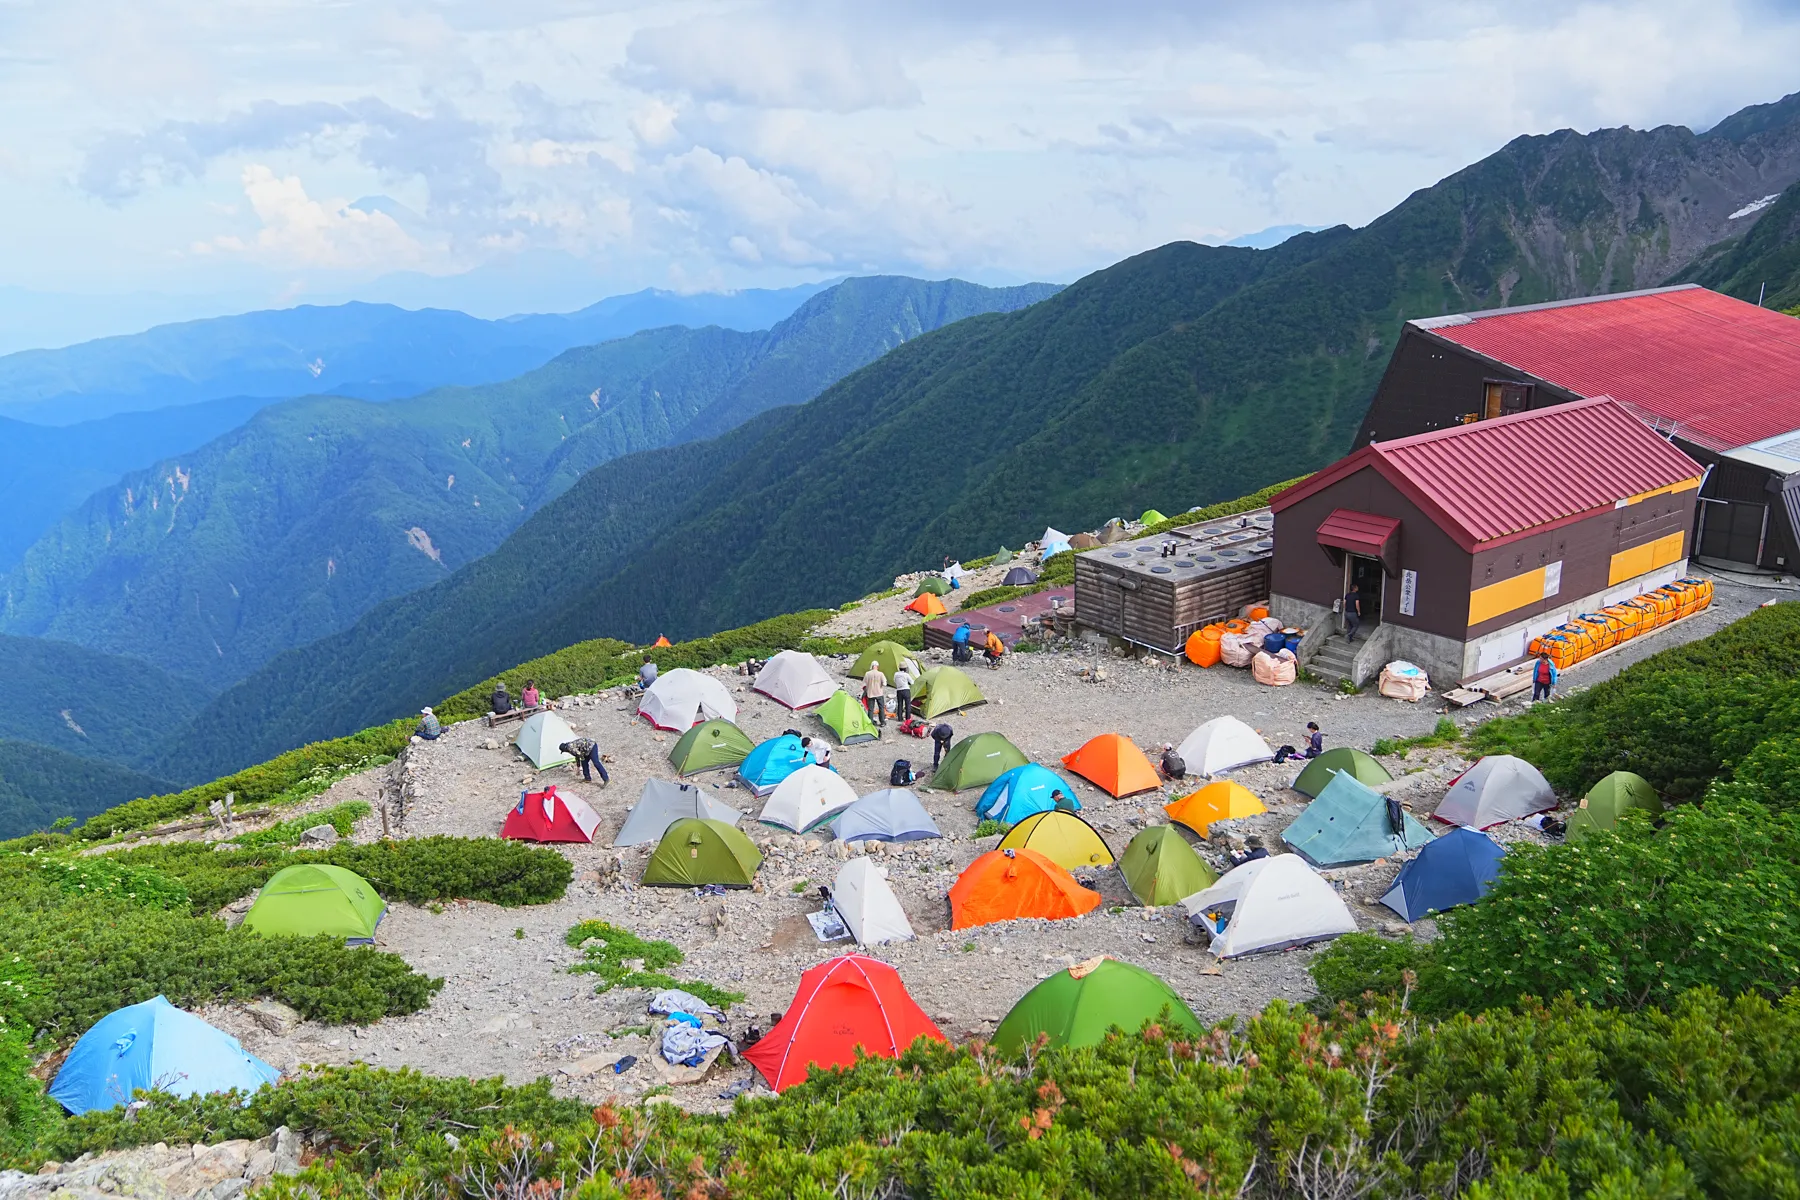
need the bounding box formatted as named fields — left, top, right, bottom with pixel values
left=50, top=996, right=279, bottom=1115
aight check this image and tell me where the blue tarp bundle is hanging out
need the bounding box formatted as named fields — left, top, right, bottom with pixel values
left=49, top=996, right=279, bottom=1116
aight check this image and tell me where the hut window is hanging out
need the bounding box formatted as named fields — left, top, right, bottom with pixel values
left=1482, top=380, right=1534, bottom=419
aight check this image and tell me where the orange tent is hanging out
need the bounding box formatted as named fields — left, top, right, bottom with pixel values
left=1165, top=780, right=1266, bottom=837
left=948, top=847, right=1102, bottom=929
left=904, top=593, right=948, bottom=617
left=743, top=954, right=945, bottom=1091
left=652, top=635, right=672, bottom=647
left=1061, top=733, right=1161, bottom=798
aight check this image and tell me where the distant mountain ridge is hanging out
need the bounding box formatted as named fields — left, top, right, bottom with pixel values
left=0, top=283, right=832, bottom=425
left=157, top=89, right=1800, bottom=781
left=1, top=276, right=1058, bottom=688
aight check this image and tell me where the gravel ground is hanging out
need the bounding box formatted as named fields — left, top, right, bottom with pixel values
left=187, top=569, right=1776, bottom=1110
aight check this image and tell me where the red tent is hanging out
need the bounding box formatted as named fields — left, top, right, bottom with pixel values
left=501, top=785, right=601, bottom=843
left=743, top=954, right=945, bottom=1092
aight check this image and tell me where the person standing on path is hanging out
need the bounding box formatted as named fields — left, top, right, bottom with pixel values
left=1531, top=651, right=1559, bottom=701
left=892, top=662, right=915, bottom=721
left=1343, top=582, right=1363, bottom=644
left=559, top=738, right=609, bottom=785
left=931, top=722, right=954, bottom=768
left=861, top=663, right=888, bottom=726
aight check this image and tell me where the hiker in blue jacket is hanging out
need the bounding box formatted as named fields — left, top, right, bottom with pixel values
left=1531, top=651, right=1559, bottom=701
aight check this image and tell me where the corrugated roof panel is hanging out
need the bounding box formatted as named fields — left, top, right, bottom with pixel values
left=1421, top=286, right=1800, bottom=452
left=1369, top=398, right=1704, bottom=546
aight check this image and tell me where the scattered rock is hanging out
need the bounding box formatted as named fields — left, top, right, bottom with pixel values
left=298, top=825, right=338, bottom=847
left=241, top=1000, right=301, bottom=1037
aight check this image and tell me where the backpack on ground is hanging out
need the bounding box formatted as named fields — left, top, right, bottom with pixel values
left=890, top=760, right=915, bottom=786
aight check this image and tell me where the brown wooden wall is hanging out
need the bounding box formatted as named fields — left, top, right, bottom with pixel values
left=1075, top=555, right=1270, bottom=652
left=1270, top=464, right=1473, bottom=640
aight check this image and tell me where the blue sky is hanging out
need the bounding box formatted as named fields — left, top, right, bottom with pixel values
left=1, top=0, right=1797, bottom=337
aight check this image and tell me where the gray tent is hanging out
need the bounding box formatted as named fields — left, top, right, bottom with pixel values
left=1434, top=755, right=1555, bottom=829
left=831, top=789, right=942, bottom=843
left=615, top=779, right=744, bottom=847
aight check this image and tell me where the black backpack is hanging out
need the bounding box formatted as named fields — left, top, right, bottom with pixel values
left=890, top=760, right=914, bottom=787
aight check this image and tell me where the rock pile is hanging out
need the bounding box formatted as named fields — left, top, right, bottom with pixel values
left=0, top=1127, right=303, bottom=1200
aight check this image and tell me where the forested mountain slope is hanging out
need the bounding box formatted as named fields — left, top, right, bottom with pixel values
left=162, top=92, right=1800, bottom=780
left=0, top=740, right=173, bottom=840
left=1678, top=177, right=1800, bottom=310
left=1, top=277, right=1054, bottom=689
left=0, top=635, right=210, bottom=771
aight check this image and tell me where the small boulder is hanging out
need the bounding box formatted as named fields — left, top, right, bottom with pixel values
left=298, top=825, right=338, bottom=847
left=243, top=999, right=302, bottom=1036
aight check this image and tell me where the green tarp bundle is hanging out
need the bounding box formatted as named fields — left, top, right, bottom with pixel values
left=1568, top=771, right=1661, bottom=842
left=930, top=731, right=1027, bottom=791
left=1283, top=771, right=1432, bottom=866
left=642, top=818, right=763, bottom=888
left=818, top=690, right=880, bottom=745
left=911, top=666, right=985, bottom=719
left=994, top=958, right=1203, bottom=1053
left=668, top=719, right=755, bottom=775
left=1118, top=825, right=1217, bottom=906
left=1292, top=746, right=1393, bottom=798
left=241, top=864, right=386, bottom=943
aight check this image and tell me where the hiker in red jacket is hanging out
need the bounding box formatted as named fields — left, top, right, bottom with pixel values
left=1531, top=652, right=1559, bottom=702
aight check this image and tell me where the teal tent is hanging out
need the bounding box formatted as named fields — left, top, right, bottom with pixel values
left=1282, top=771, right=1432, bottom=866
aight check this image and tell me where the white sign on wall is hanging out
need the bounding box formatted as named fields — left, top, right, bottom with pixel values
left=1543, top=560, right=1563, bottom=598
left=1399, top=569, right=1418, bottom=617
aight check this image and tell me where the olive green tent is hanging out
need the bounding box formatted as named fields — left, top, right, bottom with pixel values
left=818, top=690, right=880, bottom=745
left=911, top=666, right=986, bottom=719
left=929, top=731, right=1027, bottom=791
left=668, top=719, right=755, bottom=776
left=240, top=864, right=386, bottom=943
left=1292, top=746, right=1394, bottom=798
left=1567, top=771, right=1661, bottom=843
left=849, top=641, right=920, bottom=680
left=993, top=547, right=1014, bottom=565
left=914, top=576, right=951, bottom=597
left=993, top=957, right=1203, bottom=1053
left=1118, top=825, right=1217, bottom=906
left=642, top=818, right=763, bottom=888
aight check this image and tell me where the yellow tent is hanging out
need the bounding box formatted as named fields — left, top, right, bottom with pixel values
left=998, top=811, right=1114, bottom=870
left=1164, top=780, right=1266, bottom=837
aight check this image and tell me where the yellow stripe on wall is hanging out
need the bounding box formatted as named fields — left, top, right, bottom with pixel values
left=1609, top=531, right=1686, bottom=585
left=1617, top=476, right=1702, bottom=507
left=1468, top=566, right=1548, bottom=626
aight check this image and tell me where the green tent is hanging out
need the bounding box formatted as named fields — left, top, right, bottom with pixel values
left=1118, top=825, right=1217, bottom=906
left=1568, top=771, right=1661, bottom=842
left=818, top=690, right=880, bottom=745
left=911, top=666, right=986, bottom=719
left=1283, top=771, right=1432, bottom=866
left=241, top=864, right=386, bottom=943
left=668, top=719, right=755, bottom=776
left=930, top=731, right=1027, bottom=791
left=994, top=958, right=1203, bottom=1053
left=1140, top=509, right=1168, bottom=526
left=849, top=640, right=920, bottom=680
left=993, top=547, right=1014, bottom=565
left=914, top=576, right=951, bottom=597
left=1292, top=746, right=1393, bottom=798
left=642, top=818, right=763, bottom=888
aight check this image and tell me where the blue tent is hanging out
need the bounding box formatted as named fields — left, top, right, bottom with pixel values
left=1282, top=771, right=1432, bottom=866
left=977, top=764, right=1082, bottom=825
left=1002, top=567, right=1038, bottom=586
left=1380, top=827, right=1506, bottom=921
left=832, top=788, right=942, bottom=843
left=49, top=996, right=279, bottom=1116
left=738, top=735, right=811, bottom=797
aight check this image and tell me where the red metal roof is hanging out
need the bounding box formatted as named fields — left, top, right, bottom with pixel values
left=1315, top=509, right=1401, bottom=560
left=1416, top=285, right=1800, bottom=452
left=1273, top=398, right=1704, bottom=551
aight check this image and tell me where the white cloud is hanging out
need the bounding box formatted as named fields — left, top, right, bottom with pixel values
left=195, top=165, right=431, bottom=270
left=624, top=15, right=920, bottom=113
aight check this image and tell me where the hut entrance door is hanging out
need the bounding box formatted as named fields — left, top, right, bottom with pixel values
left=1345, top=555, right=1386, bottom=627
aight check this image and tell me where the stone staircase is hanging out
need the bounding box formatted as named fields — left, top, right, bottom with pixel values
left=1305, top=630, right=1364, bottom=686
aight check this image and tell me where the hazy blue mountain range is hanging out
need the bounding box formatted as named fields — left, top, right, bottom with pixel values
left=0, top=282, right=833, bottom=425
left=1, top=277, right=1058, bottom=689
left=159, top=90, right=1800, bottom=781
left=0, top=634, right=209, bottom=771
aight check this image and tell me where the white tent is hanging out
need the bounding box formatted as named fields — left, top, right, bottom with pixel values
left=1177, top=716, right=1275, bottom=776
left=1039, top=527, right=1068, bottom=547
left=615, top=779, right=744, bottom=846
left=831, top=857, right=915, bottom=946
left=1434, top=755, right=1555, bottom=829
left=751, top=651, right=838, bottom=710
left=515, top=711, right=579, bottom=769
left=638, top=668, right=738, bottom=731
left=832, top=788, right=942, bottom=842
left=944, top=562, right=967, bottom=584
left=1179, top=854, right=1355, bottom=959
left=760, top=765, right=859, bottom=833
